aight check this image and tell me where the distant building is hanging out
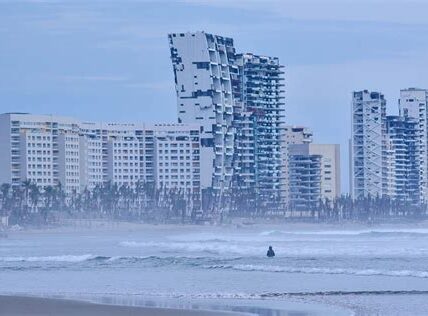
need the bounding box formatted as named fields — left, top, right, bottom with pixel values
left=233, top=53, right=285, bottom=208
left=351, top=90, right=386, bottom=199
left=288, top=144, right=322, bottom=211
left=168, top=31, right=236, bottom=195
left=399, top=88, right=428, bottom=203
left=168, top=31, right=286, bottom=211
left=0, top=113, right=81, bottom=195
left=385, top=115, right=420, bottom=204
left=0, top=113, right=202, bottom=205
left=307, top=144, right=341, bottom=201
left=288, top=143, right=340, bottom=211
left=282, top=126, right=313, bottom=208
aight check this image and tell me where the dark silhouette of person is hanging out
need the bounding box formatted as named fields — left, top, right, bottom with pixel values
left=267, top=246, right=275, bottom=257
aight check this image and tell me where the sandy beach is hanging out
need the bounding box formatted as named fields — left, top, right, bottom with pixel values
left=0, top=295, right=252, bottom=316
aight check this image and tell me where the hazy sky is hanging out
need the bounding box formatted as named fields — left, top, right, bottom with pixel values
left=1, top=0, right=428, bottom=193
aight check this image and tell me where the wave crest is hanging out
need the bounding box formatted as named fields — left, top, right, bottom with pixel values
left=204, top=264, right=428, bottom=278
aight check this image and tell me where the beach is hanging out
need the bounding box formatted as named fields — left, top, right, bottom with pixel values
left=0, top=295, right=252, bottom=316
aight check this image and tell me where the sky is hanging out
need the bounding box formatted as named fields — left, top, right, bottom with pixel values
left=1, top=0, right=428, bottom=193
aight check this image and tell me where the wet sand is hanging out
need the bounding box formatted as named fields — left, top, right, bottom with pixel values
left=0, top=296, right=252, bottom=316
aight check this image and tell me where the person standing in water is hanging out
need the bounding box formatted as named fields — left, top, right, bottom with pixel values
left=267, top=246, right=275, bottom=257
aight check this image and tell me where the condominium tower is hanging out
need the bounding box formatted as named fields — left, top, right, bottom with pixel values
left=351, top=90, right=386, bottom=199
left=168, top=31, right=285, bottom=209
left=234, top=53, right=285, bottom=207
left=385, top=115, right=419, bottom=203
left=399, top=88, right=428, bottom=203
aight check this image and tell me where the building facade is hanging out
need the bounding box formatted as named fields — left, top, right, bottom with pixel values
left=288, top=143, right=340, bottom=211
left=0, top=113, right=202, bottom=205
left=399, top=88, right=428, bottom=203
left=168, top=32, right=236, bottom=194
left=288, top=144, right=322, bottom=212
left=307, top=144, right=341, bottom=201
left=234, top=53, right=285, bottom=208
left=385, top=115, right=420, bottom=204
left=281, top=126, right=313, bottom=208
left=351, top=90, right=386, bottom=199
left=168, top=32, right=286, bottom=211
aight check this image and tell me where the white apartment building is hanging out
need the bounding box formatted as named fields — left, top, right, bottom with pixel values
left=0, top=113, right=81, bottom=195
left=282, top=126, right=313, bottom=208
left=58, top=133, right=80, bottom=194
left=108, top=135, right=142, bottom=188
left=287, top=143, right=340, bottom=210
left=0, top=113, right=202, bottom=203
left=399, top=88, right=428, bottom=203
left=152, top=124, right=201, bottom=194
left=351, top=90, right=386, bottom=199
left=307, top=144, right=341, bottom=201
left=79, top=134, right=103, bottom=191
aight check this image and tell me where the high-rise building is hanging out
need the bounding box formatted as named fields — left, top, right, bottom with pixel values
left=168, top=32, right=236, bottom=195
left=385, top=115, right=420, bottom=204
left=399, top=88, right=428, bottom=203
left=168, top=32, right=286, bottom=211
left=234, top=53, right=285, bottom=208
left=351, top=90, right=386, bottom=199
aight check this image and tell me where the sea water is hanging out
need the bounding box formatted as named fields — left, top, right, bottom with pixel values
left=2, top=223, right=428, bottom=315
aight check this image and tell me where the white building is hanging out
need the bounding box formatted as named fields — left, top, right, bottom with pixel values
left=0, top=113, right=81, bottom=195
left=0, top=113, right=202, bottom=203
left=79, top=134, right=103, bottom=191
left=307, top=144, right=341, bottom=201
left=399, top=88, right=428, bottom=203
left=107, top=135, right=142, bottom=188
left=351, top=90, right=386, bottom=199
left=152, top=124, right=201, bottom=194
left=282, top=126, right=313, bottom=208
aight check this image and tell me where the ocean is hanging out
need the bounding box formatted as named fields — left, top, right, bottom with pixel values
left=2, top=223, right=428, bottom=315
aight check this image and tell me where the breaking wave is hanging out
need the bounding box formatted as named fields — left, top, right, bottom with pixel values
left=1, top=254, right=98, bottom=263
left=205, top=263, right=428, bottom=278
left=259, top=228, right=428, bottom=237
left=119, top=240, right=257, bottom=255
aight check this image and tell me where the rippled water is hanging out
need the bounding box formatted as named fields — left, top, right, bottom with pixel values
left=2, top=224, right=428, bottom=314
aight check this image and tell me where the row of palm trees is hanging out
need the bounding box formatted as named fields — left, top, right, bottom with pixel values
left=0, top=181, right=201, bottom=225
left=293, top=194, right=427, bottom=222
left=1, top=180, right=427, bottom=226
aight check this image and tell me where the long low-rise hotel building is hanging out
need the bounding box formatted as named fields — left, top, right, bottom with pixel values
left=0, top=113, right=202, bottom=204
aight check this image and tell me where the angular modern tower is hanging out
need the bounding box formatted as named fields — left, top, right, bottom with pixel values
left=168, top=32, right=236, bottom=197
left=168, top=32, right=286, bottom=213
left=351, top=90, right=387, bottom=199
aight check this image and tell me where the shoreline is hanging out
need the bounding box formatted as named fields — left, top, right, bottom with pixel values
left=5, top=218, right=428, bottom=235
left=0, top=295, right=253, bottom=316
